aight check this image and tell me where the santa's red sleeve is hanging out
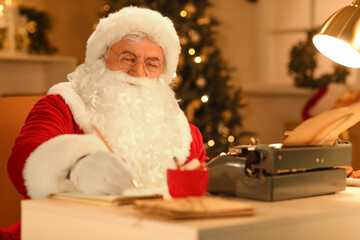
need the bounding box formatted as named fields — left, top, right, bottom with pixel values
left=7, top=94, right=107, bottom=199
left=185, top=123, right=209, bottom=164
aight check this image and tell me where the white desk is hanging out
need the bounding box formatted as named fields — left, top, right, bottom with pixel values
left=22, top=187, right=360, bottom=240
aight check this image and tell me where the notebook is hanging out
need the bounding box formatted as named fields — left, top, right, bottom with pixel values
left=51, top=188, right=166, bottom=206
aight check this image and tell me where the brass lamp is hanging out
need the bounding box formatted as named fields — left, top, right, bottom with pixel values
left=313, top=0, right=360, bottom=68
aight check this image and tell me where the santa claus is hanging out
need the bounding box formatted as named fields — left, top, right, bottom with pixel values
left=7, top=6, right=208, bottom=205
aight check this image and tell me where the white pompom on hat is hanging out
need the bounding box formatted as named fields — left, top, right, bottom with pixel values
left=85, top=6, right=180, bottom=84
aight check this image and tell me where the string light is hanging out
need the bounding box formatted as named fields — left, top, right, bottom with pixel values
left=18, top=27, right=26, bottom=35
left=197, top=17, right=211, bottom=25
left=5, top=0, right=12, bottom=6
left=0, top=5, right=4, bottom=11
left=180, top=10, right=187, bottom=17
left=201, top=95, right=208, bottom=103
left=194, top=56, right=202, bottom=63
left=227, top=135, right=235, bottom=143
left=27, top=21, right=37, bottom=34
left=208, top=140, right=215, bottom=147
left=220, top=152, right=226, bottom=156
left=188, top=48, right=195, bottom=55
left=103, top=4, right=110, bottom=11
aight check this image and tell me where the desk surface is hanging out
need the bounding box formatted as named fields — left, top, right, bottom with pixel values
left=22, top=187, right=360, bottom=240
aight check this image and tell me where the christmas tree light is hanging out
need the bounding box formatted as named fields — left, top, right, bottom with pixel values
left=194, top=56, right=202, bottom=63
left=201, top=95, right=208, bottom=103
left=180, top=10, right=187, bottom=17
left=188, top=48, right=195, bottom=55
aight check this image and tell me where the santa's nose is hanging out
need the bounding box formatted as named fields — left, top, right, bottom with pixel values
left=128, top=62, right=147, bottom=77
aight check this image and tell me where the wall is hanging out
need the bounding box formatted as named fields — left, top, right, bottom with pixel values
left=207, top=0, right=259, bottom=91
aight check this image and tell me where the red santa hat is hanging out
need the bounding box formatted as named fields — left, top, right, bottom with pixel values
left=85, top=6, right=180, bottom=84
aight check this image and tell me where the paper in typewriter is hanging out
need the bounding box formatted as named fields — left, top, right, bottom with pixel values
left=283, top=102, right=360, bottom=146
left=51, top=188, right=166, bottom=206
left=134, top=197, right=255, bottom=219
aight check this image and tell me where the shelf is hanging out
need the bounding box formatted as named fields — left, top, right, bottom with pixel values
left=243, top=84, right=313, bottom=97
left=0, top=53, right=76, bottom=63
left=0, top=53, right=77, bottom=96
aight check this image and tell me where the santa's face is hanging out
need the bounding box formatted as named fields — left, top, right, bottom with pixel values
left=104, top=37, right=165, bottom=78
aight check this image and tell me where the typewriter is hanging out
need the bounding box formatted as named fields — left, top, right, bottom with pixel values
left=207, top=141, right=352, bottom=201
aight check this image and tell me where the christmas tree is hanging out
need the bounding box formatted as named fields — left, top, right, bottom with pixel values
left=100, top=0, right=247, bottom=158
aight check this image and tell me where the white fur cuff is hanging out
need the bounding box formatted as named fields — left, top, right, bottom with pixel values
left=23, top=134, right=108, bottom=199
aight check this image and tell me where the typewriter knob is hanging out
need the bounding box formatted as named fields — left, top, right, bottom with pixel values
left=246, top=151, right=261, bottom=165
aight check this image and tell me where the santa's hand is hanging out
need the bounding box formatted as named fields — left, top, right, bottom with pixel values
left=69, top=151, right=133, bottom=195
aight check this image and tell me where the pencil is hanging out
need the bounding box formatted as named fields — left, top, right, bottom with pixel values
left=92, top=124, right=138, bottom=189
left=173, top=156, right=183, bottom=170
left=92, top=125, right=114, bottom=153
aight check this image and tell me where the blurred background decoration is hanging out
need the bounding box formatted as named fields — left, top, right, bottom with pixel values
left=0, top=0, right=28, bottom=53
left=288, top=28, right=350, bottom=90
left=18, top=6, right=57, bottom=54
left=0, top=0, right=57, bottom=55
left=288, top=28, right=352, bottom=122
left=100, top=0, right=251, bottom=158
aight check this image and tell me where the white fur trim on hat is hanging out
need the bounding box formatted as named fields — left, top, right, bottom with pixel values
left=23, top=134, right=108, bottom=199
left=85, top=6, right=180, bottom=84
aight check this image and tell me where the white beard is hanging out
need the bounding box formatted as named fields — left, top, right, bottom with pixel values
left=68, top=61, right=191, bottom=189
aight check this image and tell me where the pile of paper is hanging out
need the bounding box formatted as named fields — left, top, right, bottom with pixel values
left=134, top=197, right=254, bottom=219
left=283, top=102, right=360, bottom=146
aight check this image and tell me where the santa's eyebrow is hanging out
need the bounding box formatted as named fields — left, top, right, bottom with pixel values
left=146, top=57, right=161, bottom=61
left=121, top=50, right=161, bottom=61
left=121, top=50, right=136, bottom=56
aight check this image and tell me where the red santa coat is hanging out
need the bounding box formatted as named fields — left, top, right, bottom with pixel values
left=8, top=94, right=207, bottom=199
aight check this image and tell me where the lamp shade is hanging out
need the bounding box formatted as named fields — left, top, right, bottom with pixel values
left=313, top=0, right=360, bottom=68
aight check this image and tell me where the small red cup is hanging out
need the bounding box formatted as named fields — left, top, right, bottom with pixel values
left=167, top=168, right=209, bottom=198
